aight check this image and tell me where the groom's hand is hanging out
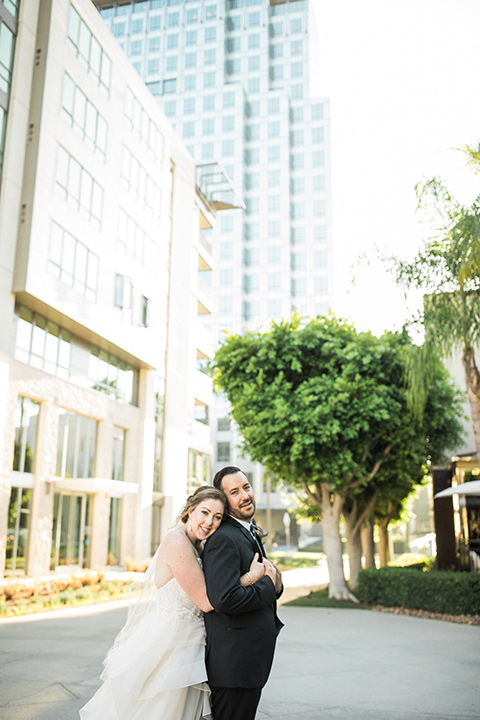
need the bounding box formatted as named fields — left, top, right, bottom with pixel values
left=264, top=559, right=282, bottom=593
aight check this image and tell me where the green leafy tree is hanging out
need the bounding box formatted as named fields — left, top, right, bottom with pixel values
left=392, top=142, right=480, bottom=455
left=213, top=315, right=463, bottom=599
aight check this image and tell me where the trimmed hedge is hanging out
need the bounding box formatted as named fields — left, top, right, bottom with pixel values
left=357, top=567, right=480, bottom=616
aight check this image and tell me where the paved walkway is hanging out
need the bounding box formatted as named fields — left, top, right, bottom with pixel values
left=0, top=568, right=479, bottom=720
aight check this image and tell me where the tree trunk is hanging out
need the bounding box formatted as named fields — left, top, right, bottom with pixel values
left=344, top=515, right=362, bottom=591
left=462, top=344, right=480, bottom=459
left=321, top=486, right=357, bottom=601
left=377, top=519, right=390, bottom=567
left=361, top=521, right=376, bottom=569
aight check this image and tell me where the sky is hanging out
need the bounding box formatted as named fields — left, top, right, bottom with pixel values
left=310, top=0, right=480, bottom=335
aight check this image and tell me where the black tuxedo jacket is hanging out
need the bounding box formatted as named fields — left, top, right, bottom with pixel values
left=202, top=516, right=284, bottom=689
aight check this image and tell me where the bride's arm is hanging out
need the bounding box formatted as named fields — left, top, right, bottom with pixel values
left=164, top=531, right=214, bottom=612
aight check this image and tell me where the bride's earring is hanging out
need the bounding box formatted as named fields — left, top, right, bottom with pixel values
left=188, top=520, right=192, bottom=532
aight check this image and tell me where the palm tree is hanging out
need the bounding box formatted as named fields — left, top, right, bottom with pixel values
left=392, top=143, right=480, bottom=457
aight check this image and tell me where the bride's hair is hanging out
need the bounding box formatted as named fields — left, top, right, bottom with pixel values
left=178, top=486, right=227, bottom=525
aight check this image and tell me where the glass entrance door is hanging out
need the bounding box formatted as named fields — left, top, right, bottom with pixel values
left=51, top=492, right=90, bottom=570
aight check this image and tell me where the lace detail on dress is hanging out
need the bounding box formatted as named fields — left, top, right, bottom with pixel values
left=156, top=577, right=203, bottom=622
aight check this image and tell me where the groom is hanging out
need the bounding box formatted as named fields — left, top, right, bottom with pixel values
left=202, top=466, right=284, bottom=720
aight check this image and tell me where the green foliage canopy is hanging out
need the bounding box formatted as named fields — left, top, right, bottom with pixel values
left=213, top=315, right=463, bottom=511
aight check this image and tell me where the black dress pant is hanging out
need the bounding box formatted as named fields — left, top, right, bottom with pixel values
left=210, top=685, right=262, bottom=720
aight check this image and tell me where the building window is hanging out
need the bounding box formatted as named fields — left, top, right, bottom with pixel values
left=186, top=30, right=197, bottom=45
left=312, top=127, right=325, bottom=144
left=205, top=49, right=216, bottom=65
left=268, top=145, right=280, bottom=163
left=290, top=153, right=304, bottom=170
left=291, top=227, right=306, bottom=245
left=227, top=15, right=241, bottom=31
left=219, top=295, right=233, bottom=314
left=6, top=484, right=32, bottom=575
left=186, top=52, right=197, bottom=70
left=243, top=274, right=260, bottom=293
left=204, top=94, right=215, bottom=111
left=202, top=142, right=214, bottom=160
left=168, top=12, right=180, bottom=27
left=291, top=201, right=305, bottom=219
left=249, top=33, right=260, bottom=49
left=268, top=219, right=280, bottom=237
left=88, top=348, right=135, bottom=404
left=313, top=150, right=325, bottom=168
left=291, top=18, right=303, bottom=33
left=166, top=55, right=178, bottom=72
left=0, top=21, right=14, bottom=95
left=219, top=268, right=233, bottom=287
left=223, top=115, right=235, bottom=133
left=268, top=246, right=281, bottom=264
left=248, top=11, right=260, bottom=27
left=268, top=195, right=281, bottom=213
left=217, top=417, right=230, bottom=432
left=292, top=277, right=307, bottom=297
left=292, top=252, right=306, bottom=270
left=112, top=426, right=126, bottom=482
left=314, top=199, right=326, bottom=217
left=185, top=75, right=196, bottom=91
left=291, top=177, right=305, bottom=194
left=315, top=276, right=329, bottom=295
left=245, top=223, right=259, bottom=240
left=222, top=139, right=234, bottom=156
left=49, top=222, right=99, bottom=301
left=56, top=409, right=97, bottom=479
left=205, top=4, right=217, bottom=20
left=164, top=100, right=176, bottom=116
left=67, top=5, right=111, bottom=94
left=162, top=76, right=176, bottom=94
left=291, top=129, right=304, bottom=146
left=15, top=306, right=71, bottom=379
left=149, top=36, right=160, bottom=52
left=150, top=15, right=162, bottom=31
left=227, top=36, right=241, bottom=52
left=217, top=442, right=230, bottom=462
left=314, top=225, right=327, bottom=243
left=184, top=97, right=195, bottom=114
left=187, top=8, right=198, bottom=23
left=205, top=27, right=216, bottom=42
left=243, top=300, right=260, bottom=320
left=220, top=241, right=233, bottom=260
left=314, top=250, right=328, bottom=268
left=13, top=397, right=40, bottom=474
left=270, top=21, right=283, bottom=38
left=56, top=146, right=103, bottom=227
left=313, top=175, right=326, bottom=192
left=203, top=118, right=215, bottom=135
left=243, top=247, right=259, bottom=266
left=167, top=34, right=179, bottom=49
left=61, top=74, right=107, bottom=158
left=291, top=39, right=303, bottom=55
left=268, top=299, right=282, bottom=318
left=268, top=272, right=281, bottom=291
left=204, top=71, right=215, bottom=88
left=148, top=58, right=159, bottom=74
left=131, top=18, right=143, bottom=34
left=270, top=65, right=283, bottom=81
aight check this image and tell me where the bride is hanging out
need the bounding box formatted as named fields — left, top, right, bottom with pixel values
left=79, top=486, right=271, bottom=720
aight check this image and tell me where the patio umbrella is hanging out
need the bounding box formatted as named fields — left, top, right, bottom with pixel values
left=434, top=480, right=480, bottom=499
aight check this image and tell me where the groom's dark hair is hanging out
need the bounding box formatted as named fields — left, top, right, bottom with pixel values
left=213, top=466, right=243, bottom=490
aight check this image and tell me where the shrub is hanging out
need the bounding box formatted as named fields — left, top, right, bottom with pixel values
left=357, top=567, right=480, bottom=615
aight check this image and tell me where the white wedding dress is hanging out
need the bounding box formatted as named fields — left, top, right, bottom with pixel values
left=79, top=567, right=212, bottom=720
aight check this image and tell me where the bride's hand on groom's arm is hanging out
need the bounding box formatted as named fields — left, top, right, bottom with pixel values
left=264, top=559, right=283, bottom=593
left=240, top=552, right=266, bottom=586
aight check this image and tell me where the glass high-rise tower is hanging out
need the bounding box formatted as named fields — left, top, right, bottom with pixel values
left=95, top=0, right=332, bottom=528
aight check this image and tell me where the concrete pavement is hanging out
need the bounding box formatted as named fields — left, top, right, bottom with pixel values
left=0, top=569, right=479, bottom=720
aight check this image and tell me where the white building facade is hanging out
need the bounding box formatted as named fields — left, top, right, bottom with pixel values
left=0, top=0, right=234, bottom=577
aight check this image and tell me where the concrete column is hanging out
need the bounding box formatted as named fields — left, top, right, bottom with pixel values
left=0, top=360, right=11, bottom=576
left=134, top=368, right=156, bottom=559
left=26, top=395, right=57, bottom=577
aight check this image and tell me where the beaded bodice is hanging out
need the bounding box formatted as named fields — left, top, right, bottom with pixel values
left=155, top=576, right=203, bottom=622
